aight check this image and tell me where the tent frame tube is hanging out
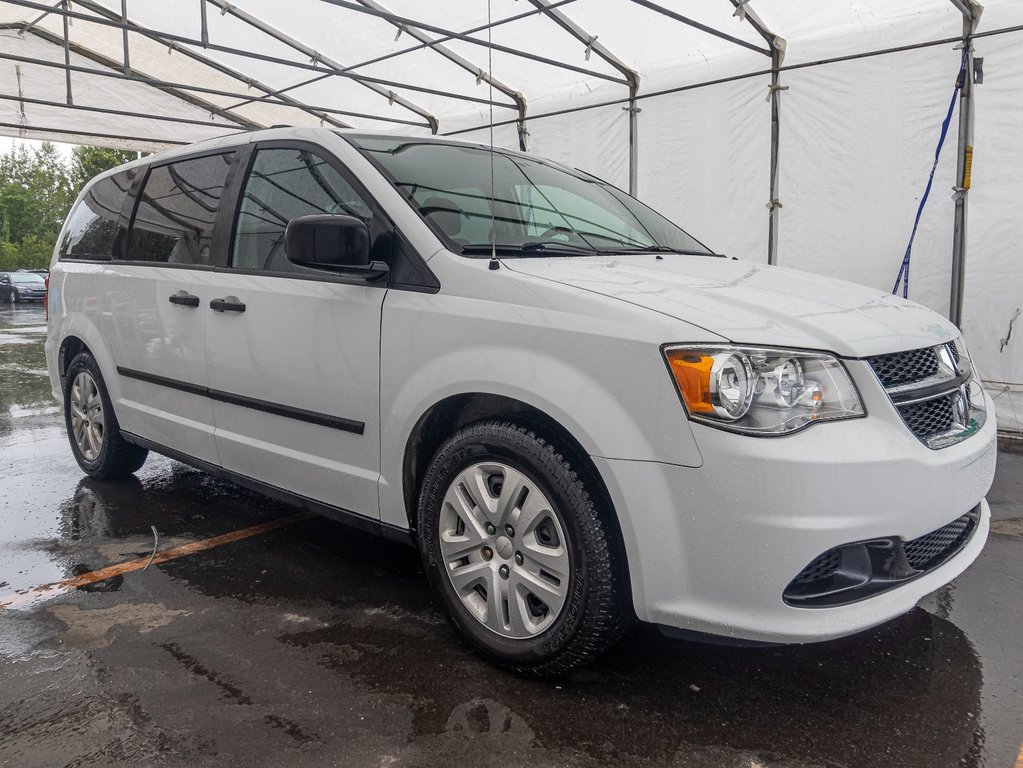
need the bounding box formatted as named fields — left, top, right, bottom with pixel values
left=221, top=72, right=334, bottom=114
left=199, top=0, right=209, bottom=48
left=628, top=0, right=771, bottom=57
left=5, top=0, right=513, bottom=118
left=348, top=0, right=529, bottom=140
left=442, top=23, right=1021, bottom=139
left=60, top=0, right=72, bottom=105
left=119, top=0, right=129, bottom=75
left=0, top=91, right=248, bottom=129
left=10, top=23, right=266, bottom=130
left=767, top=48, right=781, bottom=265
left=0, top=46, right=427, bottom=128
left=0, top=119, right=189, bottom=146
left=526, top=0, right=641, bottom=191
left=339, top=0, right=579, bottom=76
left=312, top=0, right=630, bottom=86
left=950, top=1, right=979, bottom=327
left=55, top=0, right=353, bottom=130
left=728, top=0, right=784, bottom=265
left=203, top=0, right=440, bottom=133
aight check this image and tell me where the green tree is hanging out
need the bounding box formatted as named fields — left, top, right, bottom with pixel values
left=70, top=145, right=137, bottom=190
left=0, top=141, right=74, bottom=245
left=0, top=141, right=134, bottom=271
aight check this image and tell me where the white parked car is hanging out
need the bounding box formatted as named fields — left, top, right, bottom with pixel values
left=45, top=127, right=996, bottom=675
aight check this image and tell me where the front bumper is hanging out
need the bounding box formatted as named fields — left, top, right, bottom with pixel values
left=595, top=385, right=997, bottom=644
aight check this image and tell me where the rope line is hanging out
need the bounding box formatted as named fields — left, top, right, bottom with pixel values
left=892, top=48, right=968, bottom=299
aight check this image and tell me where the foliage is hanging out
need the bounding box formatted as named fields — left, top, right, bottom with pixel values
left=0, top=141, right=133, bottom=271
left=0, top=236, right=53, bottom=271
left=71, top=146, right=137, bottom=190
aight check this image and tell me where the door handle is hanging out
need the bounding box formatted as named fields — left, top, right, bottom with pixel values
left=210, top=296, right=246, bottom=313
left=168, top=291, right=200, bottom=308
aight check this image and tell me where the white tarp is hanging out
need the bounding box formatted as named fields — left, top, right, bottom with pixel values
left=0, top=0, right=1020, bottom=431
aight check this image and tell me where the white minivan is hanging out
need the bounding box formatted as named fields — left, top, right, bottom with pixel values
left=46, top=127, right=996, bottom=676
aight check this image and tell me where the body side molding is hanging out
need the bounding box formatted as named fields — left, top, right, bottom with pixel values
left=116, top=366, right=365, bottom=434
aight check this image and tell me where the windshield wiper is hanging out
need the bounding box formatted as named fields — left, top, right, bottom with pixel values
left=461, top=242, right=597, bottom=257
left=611, top=245, right=717, bottom=255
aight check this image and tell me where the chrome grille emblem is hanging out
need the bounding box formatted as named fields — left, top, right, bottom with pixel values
left=950, top=387, right=969, bottom=431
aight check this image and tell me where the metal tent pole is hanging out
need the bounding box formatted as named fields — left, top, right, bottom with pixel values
left=352, top=0, right=527, bottom=145
left=767, top=47, right=781, bottom=265
left=527, top=0, right=639, bottom=191
left=60, top=0, right=72, bottom=105
left=727, top=1, right=784, bottom=265
left=949, top=0, right=981, bottom=327
left=627, top=84, right=639, bottom=196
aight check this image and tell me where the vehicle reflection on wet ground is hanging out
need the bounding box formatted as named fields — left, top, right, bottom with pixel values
left=1, top=303, right=1021, bottom=768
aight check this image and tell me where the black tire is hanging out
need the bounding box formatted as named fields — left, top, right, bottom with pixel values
left=64, top=351, right=148, bottom=480
left=417, top=419, right=632, bottom=677
left=6, top=288, right=16, bottom=304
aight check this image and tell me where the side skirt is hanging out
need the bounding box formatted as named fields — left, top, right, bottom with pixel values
left=121, top=430, right=415, bottom=548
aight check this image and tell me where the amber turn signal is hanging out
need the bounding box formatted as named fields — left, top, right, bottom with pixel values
left=664, top=349, right=715, bottom=414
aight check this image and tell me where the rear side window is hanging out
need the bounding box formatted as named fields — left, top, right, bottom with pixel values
left=59, top=170, right=133, bottom=260
left=126, top=152, right=234, bottom=265
left=231, top=148, right=373, bottom=273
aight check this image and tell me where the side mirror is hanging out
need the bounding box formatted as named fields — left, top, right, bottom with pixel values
left=284, top=214, right=388, bottom=280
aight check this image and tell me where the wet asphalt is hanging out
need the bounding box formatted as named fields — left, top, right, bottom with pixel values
left=0, top=303, right=1020, bottom=768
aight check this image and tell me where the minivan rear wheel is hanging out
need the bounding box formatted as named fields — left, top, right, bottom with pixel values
left=416, top=420, right=631, bottom=677
left=64, top=351, right=148, bottom=479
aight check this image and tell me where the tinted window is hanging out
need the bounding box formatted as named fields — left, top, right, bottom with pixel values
left=232, top=148, right=373, bottom=273
left=60, top=170, right=133, bottom=260
left=127, top=153, right=233, bottom=265
left=349, top=136, right=711, bottom=257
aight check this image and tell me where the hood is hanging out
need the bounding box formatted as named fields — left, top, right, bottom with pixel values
left=503, top=255, right=958, bottom=358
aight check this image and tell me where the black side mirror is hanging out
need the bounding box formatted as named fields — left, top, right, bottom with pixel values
left=284, top=214, right=388, bottom=280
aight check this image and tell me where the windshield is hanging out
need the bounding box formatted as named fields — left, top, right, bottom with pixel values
left=10, top=273, right=44, bottom=284
left=347, top=136, right=712, bottom=257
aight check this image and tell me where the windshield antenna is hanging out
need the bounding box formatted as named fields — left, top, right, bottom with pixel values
left=487, top=0, right=499, bottom=271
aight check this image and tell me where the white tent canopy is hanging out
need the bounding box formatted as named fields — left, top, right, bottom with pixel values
left=0, top=0, right=1021, bottom=432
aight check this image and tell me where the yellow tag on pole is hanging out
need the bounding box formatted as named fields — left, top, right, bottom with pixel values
left=963, top=145, right=973, bottom=190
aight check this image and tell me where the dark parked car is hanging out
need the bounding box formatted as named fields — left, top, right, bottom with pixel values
left=1, top=271, right=46, bottom=303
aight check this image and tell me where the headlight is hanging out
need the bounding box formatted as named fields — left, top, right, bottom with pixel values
left=663, top=345, right=864, bottom=436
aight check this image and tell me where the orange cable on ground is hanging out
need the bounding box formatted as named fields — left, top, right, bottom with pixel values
left=0, top=512, right=313, bottom=609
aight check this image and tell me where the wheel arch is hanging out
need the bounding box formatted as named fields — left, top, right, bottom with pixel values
left=401, top=393, right=631, bottom=590
left=58, top=335, right=92, bottom=386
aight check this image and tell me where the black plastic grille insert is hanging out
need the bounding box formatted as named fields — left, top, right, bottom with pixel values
left=898, top=394, right=957, bottom=440
left=904, top=512, right=975, bottom=570
left=869, top=346, right=940, bottom=388
left=786, top=510, right=979, bottom=607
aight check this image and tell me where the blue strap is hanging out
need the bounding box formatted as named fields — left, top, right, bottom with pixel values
left=892, top=49, right=968, bottom=299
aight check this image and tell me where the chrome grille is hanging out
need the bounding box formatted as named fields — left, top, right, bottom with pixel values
left=869, top=347, right=940, bottom=388
left=867, top=340, right=981, bottom=449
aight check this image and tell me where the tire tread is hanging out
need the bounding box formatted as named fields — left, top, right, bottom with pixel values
left=418, top=419, right=633, bottom=677
left=65, top=351, right=148, bottom=480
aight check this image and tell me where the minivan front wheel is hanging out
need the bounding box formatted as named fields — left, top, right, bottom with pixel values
left=64, top=351, right=148, bottom=479
left=417, top=420, right=631, bottom=676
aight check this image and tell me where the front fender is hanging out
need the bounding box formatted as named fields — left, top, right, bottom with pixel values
left=378, top=325, right=705, bottom=531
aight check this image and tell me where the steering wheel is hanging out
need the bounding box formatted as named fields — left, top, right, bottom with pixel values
left=538, top=225, right=588, bottom=245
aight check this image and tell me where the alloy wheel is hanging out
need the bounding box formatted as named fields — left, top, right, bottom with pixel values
left=70, top=371, right=105, bottom=461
